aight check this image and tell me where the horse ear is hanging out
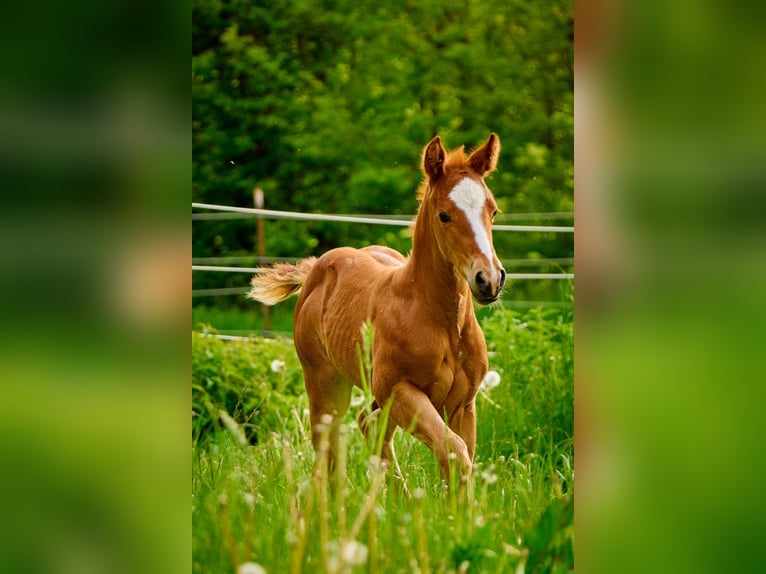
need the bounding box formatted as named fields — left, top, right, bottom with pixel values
left=469, top=133, right=501, bottom=175
left=422, top=136, right=446, bottom=179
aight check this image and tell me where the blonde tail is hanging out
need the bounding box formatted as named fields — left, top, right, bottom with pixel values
left=246, top=257, right=317, bottom=306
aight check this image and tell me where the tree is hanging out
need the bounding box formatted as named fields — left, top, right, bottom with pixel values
left=192, top=0, right=573, bottom=302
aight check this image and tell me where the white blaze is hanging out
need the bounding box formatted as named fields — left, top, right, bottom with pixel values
left=448, top=177, right=496, bottom=269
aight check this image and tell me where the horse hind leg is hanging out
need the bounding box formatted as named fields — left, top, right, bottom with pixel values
left=293, top=298, right=351, bottom=479
left=358, top=402, right=406, bottom=489
left=305, top=369, right=352, bottom=478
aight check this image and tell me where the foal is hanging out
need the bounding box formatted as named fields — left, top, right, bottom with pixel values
left=248, top=134, right=506, bottom=484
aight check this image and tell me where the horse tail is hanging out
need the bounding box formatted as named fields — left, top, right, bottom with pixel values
left=247, top=257, right=317, bottom=306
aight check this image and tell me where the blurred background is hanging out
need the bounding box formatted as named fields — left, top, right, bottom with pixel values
left=0, top=1, right=188, bottom=573
left=192, top=0, right=574, bottom=336
left=577, top=0, right=766, bottom=572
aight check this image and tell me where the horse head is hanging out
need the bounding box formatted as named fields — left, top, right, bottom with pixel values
left=420, top=133, right=506, bottom=304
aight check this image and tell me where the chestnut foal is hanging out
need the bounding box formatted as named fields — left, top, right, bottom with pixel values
left=248, top=134, right=506, bottom=486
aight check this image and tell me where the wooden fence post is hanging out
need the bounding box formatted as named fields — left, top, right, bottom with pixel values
left=254, top=187, right=271, bottom=332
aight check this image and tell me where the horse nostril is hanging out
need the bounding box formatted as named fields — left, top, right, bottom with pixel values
left=499, top=267, right=506, bottom=288
left=475, top=271, right=487, bottom=288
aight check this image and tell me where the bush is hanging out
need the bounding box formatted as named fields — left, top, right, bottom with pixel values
left=192, top=328, right=306, bottom=445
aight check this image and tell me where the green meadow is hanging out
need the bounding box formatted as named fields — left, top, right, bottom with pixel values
left=192, top=299, right=573, bottom=573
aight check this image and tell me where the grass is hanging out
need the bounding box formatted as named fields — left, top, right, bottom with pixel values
left=192, top=301, right=573, bottom=573
left=193, top=301, right=296, bottom=335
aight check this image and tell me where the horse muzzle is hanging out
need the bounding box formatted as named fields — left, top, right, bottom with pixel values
left=471, top=267, right=506, bottom=304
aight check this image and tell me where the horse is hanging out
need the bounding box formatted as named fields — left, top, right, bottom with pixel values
left=247, top=134, right=506, bottom=486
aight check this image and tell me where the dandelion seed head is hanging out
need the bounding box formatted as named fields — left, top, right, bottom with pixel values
left=237, top=562, right=266, bottom=574
left=341, top=540, right=368, bottom=566
left=350, top=394, right=365, bottom=407
left=480, top=370, right=501, bottom=392
left=481, top=470, right=498, bottom=484
left=270, top=359, right=286, bottom=373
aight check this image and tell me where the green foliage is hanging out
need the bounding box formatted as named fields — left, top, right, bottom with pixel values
left=524, top=496, right=574, bottom=573
left=193, top=0, right=573, bottom=303
left=192, top=305, right=573, bottom=572
left=479, top=299, right=574, bottom=460
left=192, top=329, right=306, bottom=444
left=193, top=302, right=296, bottom=334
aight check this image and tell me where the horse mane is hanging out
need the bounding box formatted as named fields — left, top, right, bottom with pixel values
left=416, top=145, right=468, bottom=202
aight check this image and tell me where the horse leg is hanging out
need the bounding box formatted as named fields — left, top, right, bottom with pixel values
left=450, top=399, right=477, bottom=463
left=447, top=399, right=477, bottom=496
left=381, top=380, right=472, bottom=484
left=305, top=370, right=351, bottom=478
left=358, top=402, right=405, bottom=482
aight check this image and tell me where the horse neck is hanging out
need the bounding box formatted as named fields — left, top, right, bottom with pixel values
left=404, top=202, right=473, bottom=325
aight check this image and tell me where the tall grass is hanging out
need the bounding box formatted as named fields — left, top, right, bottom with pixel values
left=192, top=301, right=573, bottom=573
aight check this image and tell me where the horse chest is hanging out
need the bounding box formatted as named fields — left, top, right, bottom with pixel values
left=421, top=345, right=483, bottom=413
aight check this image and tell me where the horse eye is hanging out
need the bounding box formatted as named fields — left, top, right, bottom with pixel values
left=438, top=211, right=451, bottom=223
left=492, top=210, right=498, bottom=220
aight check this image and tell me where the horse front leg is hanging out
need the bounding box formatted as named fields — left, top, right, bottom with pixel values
left=447, top=399, right=477, bottom=496
left=451, top=399, right=476, bottom=463
left=380, top=380, right=472, bottom=485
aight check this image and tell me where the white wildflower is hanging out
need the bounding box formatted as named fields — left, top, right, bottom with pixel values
left=412, top=487, right=426, bottom=500
left=237, top=562, right=266, bottom=574
left=480, top=370, right=501, bottom=392
left=270, top=359, right=286, bottom=373
left=350, top=393, right=366, bottom=407
left=341, top=540, right=369, bottom=566
left=481, top=470, right=498, bottom=485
